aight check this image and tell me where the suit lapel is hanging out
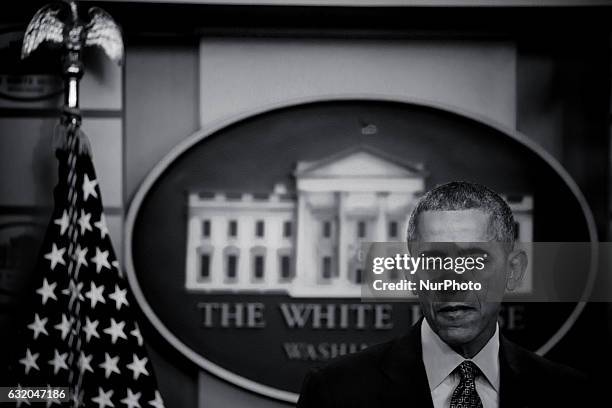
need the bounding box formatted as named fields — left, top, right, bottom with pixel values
left=499, top=336, right=529, bottom=408
left=379, top=321, right=434, bottom=408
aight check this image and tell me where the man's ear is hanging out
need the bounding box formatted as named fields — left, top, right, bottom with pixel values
left=506, top=249, right=528, bottom=291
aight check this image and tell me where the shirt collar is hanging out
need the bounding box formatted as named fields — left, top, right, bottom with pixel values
left=420, top=319, right=500, bottom=392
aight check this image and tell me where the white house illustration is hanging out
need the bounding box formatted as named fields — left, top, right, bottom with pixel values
left=184, top=146, right=533, bottom=298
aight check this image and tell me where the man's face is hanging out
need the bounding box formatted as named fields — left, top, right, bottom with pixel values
left=411, top=209, right=510, bottom=354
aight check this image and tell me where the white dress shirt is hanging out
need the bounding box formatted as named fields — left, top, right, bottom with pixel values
left=421, top=319, right=500, bottom=408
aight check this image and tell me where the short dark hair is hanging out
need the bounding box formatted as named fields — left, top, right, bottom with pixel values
left=406, top=181, right=515, bottom=246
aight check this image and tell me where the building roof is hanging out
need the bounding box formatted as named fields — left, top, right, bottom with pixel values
left=294, top=144, right=426, bottom=179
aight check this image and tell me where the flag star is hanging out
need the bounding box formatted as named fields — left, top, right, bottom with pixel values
left=148, top=391, right=164, bottom=408
left=78, top=210, right=93, bottom=235
left=91, top=247, right=111, bottom=273
left=48, top=349, right=68, bottom=374
left=16, top=398, right=31, bottom=407
left=19, top=348, right=39, bottom=374
left=62, top=280, right=84, bottom=303
left=44, top=384, right=61, bottom=407
left=54, top=314, right=73, bottom=340
left=104, top=318, right=127, bottom=344
left=44, top=243, right=66, bottom=271
left=120, top=389, right=142, bottom=408
left=83, top=174, right=99, bottom=202
left=85, top=282, right=106, bottom=309
left=27, top=313, right=48, bottom=339
left=75, top=245, right=88, bottom=267
left=83, top=317, right=100, bottom=342
left=126, top=354, right=149, bottom=380
left=36, top=278, right=57, bottom=305
left=54, top=210, right=69, bottom=236
left=16, top=397, right=31, bottom=407
left=78, top=351, right=94, bottom=374
left=108, top=285, right=128, bottom=310
left=130, top=324, right=143, bottom=347
left=94, top=214, right=109, bottom=239
left=99, top=353, right=121, bottom=379
left=91, top=387, right=114, bottom=408
left=15, top=385, right=30, bottom=407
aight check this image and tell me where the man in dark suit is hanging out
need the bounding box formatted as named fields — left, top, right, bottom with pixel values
left=297, top=181, right=587, bottom=408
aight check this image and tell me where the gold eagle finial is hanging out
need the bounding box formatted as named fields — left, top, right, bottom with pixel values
left=21, top=0, right=124, bottom=65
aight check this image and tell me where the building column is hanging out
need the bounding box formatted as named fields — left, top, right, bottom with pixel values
left=210, top=216, right=227, bottom=288
left=294, top=191, right=309, bottom=287
left=337, top=191, right=349, bottom=285
left=238, top=215, right=249, bottom=286
left=184, top=212, right=200, bottom=289
left=270, top=219, right=279, bottom=286
left=376, top=192, right=389, bottom=242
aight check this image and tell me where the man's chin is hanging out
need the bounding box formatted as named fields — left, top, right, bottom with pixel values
left=432, top=310, right=481, bottom=345
left=435, top=325, right=479, bottom=347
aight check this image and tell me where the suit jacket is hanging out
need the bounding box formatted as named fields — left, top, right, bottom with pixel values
left=297, top=321, right=589, bottom=408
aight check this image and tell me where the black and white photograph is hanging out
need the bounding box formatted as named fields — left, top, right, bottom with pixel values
left=0, top=0, right=611, bottom=407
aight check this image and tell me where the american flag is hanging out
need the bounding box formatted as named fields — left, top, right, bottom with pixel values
left=11, top=125, right=165, bottom=408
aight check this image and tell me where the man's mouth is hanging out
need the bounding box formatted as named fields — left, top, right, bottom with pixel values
left=435, top=303, right=477, bottom=319
left=437, top=304, right=474, bottom=312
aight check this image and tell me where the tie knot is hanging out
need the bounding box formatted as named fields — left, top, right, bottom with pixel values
left=456, top=361, right=479, bottom=381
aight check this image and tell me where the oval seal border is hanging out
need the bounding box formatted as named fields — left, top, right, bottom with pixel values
left=124, top=95, right=598, bottom=403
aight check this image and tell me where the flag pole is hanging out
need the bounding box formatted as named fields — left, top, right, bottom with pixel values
left=61, top=1, right=83, bottom=127
left=57, top=3, right=87, bottom=399
left=21, top=1, right=124, bottom=404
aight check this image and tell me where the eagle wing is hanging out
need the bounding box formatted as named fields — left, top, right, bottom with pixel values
left=21, top=4, right=65, bottom=59
left=85, top=7, right=124, bottom=65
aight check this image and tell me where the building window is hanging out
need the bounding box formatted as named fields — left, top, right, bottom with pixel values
left=322, top=221, right=332, bottom=238
left=514, top=221, right=520, bottom=240
left=279, top=255, right=292, bottom=280
left=255, top=220, right=265, bottom=238
left=228, top=220, right=238, bottom=237
left=388, top=221, right=398, bottom=239
left=357, top=221, right=366, bottom=238
left=200, top=254, right=210, bottom=280
left=283, top=221, right=292, bottom=238
left=226, top=254, right=238, bottom=280
left=322, top=256, right=332, bottom=279
left=253, top=255, right=265, bottom=280
left=202, top=220, right=211, bottom=238
left=355, top=269, right=363, bottom=284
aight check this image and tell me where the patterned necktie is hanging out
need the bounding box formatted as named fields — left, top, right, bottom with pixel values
left=449, top=361, right=483, bottom=408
